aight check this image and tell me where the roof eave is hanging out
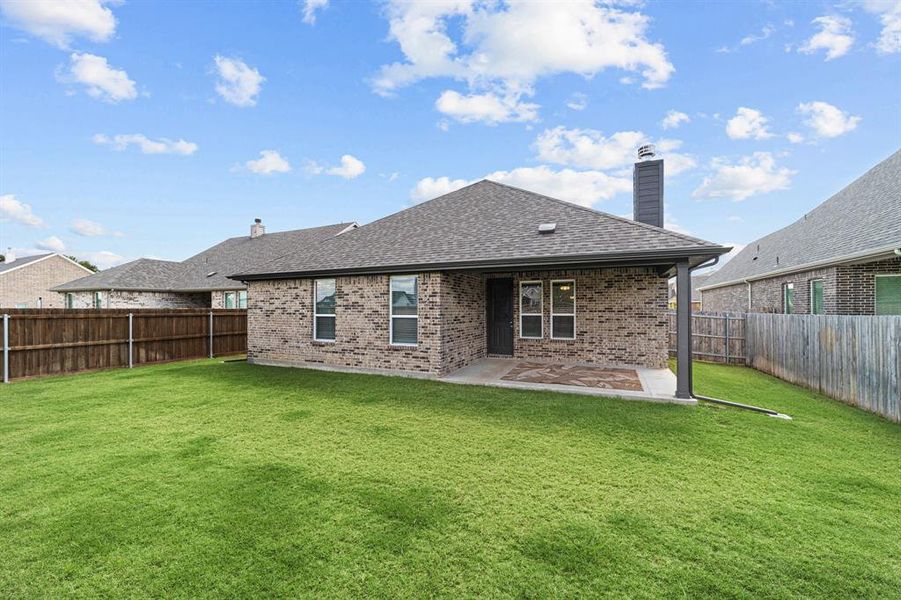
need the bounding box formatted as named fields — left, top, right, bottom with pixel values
left=229, top=246, right=731, bottom=281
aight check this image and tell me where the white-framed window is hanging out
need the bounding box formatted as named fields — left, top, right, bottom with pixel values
left=809, top=279, right=825, bottom=315
left=237, top=290, right=248, bottom=309
left=519, top=280, right=543, bottom=339
left=224, top=292, right=236, bottom=309
left=93, top=291, right=103, bottom=309
left=550, top=280, right=576, bottom=340
left=783, top=283, right=794, bottom=314
left=313, top=278, right=336, bottom=341
left=390, top=275, right=418, bottom=346
left=875, top=274, right=901, bottom=315
left=65, top=293, right=75, bottom=309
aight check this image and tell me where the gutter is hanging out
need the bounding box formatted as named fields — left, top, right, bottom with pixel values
left=230, top=245, right=732, bottom=282
left=699, top=242, right=901, bottom=292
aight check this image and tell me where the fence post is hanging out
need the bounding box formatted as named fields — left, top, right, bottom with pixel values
left=128, top=313, right=133, bottom=368
left=209, top=310, right=214, bottom=359
left=724, top=316, right=730, bottom=363
left=2, top=313, right=8, bottom=384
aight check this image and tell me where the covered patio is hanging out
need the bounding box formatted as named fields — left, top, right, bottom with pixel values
left=441, top=357, right=691, bottom=404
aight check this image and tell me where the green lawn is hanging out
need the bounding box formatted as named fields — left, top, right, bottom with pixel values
left=1, top=360, right=899, bottom=598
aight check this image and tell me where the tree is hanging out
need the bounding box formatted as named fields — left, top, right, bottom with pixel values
left=0, top=254, right=4, bottom=263
left=67, top=255, right=99, bottom=272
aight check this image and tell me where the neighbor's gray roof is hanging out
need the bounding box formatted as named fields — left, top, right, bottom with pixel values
left=0, top=253, right=53, bottom=274
left=53, top=223, right=355, bottom=292
left=235, top=180, right=728, bottom=279
left=702, top=149, right=901, bottom=290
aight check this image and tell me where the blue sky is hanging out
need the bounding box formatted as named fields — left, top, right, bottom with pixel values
left=1, top=0, right=899, bottom=269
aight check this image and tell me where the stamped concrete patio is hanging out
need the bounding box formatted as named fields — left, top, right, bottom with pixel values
left=441, top=358, right=691, bottom=404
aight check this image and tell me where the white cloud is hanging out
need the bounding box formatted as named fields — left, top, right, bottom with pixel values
left=373, top=1, right=674, bottom=123
left=60, top=52, right=137, bottom=103
left=725, top=107, right=773, bottom=140
left=243, top=150, right=291, bottom=175
left=693, top=152, right=795, bottom=201
left=797, top=101, right=861, bottom=138
left=301, top=0, right=329, bottom=25
left=862, top=1, right=901, bottom=54
left=0, top=0, right=117, bottom=48
left=435, top=90, right=538, bottom=124
left=92, top=133, right=198, bottom=155
left=70, top=218, right=122, bottom=237
left=534, top=127, right=696, bottom=175
left=660, top=109, right=690, bottom=130
left=740, top=24, right=776, bottom=46
left=327, top=154, right=366, bottom=179
left=79, top=250, right=125, bottom=269
left=37, top=235, right=66, bottom=252
left=411, top=166, right=631, bottom=207
left=566, top=92, right=588, bottom=111
left=213, top=55, right=264, bottom=107
left=719, top=242, right=746, bottom=265
left=0, top=194, right=45, bottom=227
left=436, top=119, right=450, bottom=132
left=787, top=132, right=805, bottom=144
left=799, top=16, right=854, bottom=60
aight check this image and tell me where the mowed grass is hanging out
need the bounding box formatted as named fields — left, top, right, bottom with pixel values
left=1, top=360, right=899, bottom=599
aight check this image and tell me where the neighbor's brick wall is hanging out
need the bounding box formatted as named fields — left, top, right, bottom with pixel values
left=701, top=258, right=901, bottom=315
left=0, top=255, right=92, bottom=308
left=491, top=268, right=669, bottom=369
left=211, top=290, right=245, bottom=309
left=247, top=273, right=443, bottom=375
left=60, top=290, right=212, bottom=309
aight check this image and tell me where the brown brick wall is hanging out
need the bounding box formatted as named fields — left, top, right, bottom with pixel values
left=700, top=257, right=901, bottom=315
left=0, top=255, right=93, bottom=308
left=247, top=266, right=669, bottom=375
left=60, top=290, right=211, bottom=309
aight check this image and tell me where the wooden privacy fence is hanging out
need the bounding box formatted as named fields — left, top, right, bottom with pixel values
left=746, top=314, right=900, bottom=423
left=1, top=308, right=247, bottom=382
left=667, top=312, right=746, bottom=364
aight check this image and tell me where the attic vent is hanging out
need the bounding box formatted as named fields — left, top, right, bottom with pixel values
left=538, top=223, right=557, bottom=234
left=206, top=271, right=217, bottom=277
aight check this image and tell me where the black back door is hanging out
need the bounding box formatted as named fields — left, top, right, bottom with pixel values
left=487, top=278, right=514, bottom=355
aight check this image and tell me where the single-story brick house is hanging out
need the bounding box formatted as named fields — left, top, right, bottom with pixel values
left=52, top=221, right=356, bottom=309
left=0, top=253, right=94, bottom=308
left=231, top=163, right=730, bottom=398
left=700, top=149, right=901, bottom=315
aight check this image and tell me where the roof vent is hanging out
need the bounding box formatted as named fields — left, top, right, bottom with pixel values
left=538, top=223, right=556, bottom=234
left=206, top=271, right=217, bottom=277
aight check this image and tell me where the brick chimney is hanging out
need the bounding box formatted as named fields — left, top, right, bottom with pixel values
left=632, top=144, right=664, bottom=228
left=250, top=218, right=265, bottom=239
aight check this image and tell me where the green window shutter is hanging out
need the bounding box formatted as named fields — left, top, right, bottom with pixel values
left=875, top=276, right=901, bottom=315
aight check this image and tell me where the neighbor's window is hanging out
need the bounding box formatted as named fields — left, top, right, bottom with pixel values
left=224, top=292, right=236, bottom=309
left=551, top=280, right=576, bottom=340
left=15, top=303, right=27, bottom=309
left=314, top=278, right=336, bottom=341
left=65, top=293, right=75, bottom=309
left=520, top=281, right=543, bottom=339
left=810, top=280, right=825, bottom=315
left=875, top=275, right=901, bottom=315
left=390, top=275, right=418, bottom=345
left=237, top=290, right=248, bottom=309
left=783, top=283, right=794, bottom=314
left=93, top=291, right=103, bottom=309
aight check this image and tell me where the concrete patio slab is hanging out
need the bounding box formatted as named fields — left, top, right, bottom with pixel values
left=441, top=358, right=693, bottom=405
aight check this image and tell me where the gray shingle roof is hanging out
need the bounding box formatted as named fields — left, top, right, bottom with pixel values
left=235, top=180, right=727, bottom=279
left=53, top=223, right=354, bottom=292
left=0, top=253, right=53, bottom=274
left=702, top=149, right=901, bottom=289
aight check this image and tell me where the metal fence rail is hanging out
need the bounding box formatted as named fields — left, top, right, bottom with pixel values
left=1, top=308, right=246, bottom=382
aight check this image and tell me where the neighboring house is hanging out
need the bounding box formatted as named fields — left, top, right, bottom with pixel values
left=700, top=150, right=901, bottom=315
left=667, top=273, right=709, bottom=311
left=231, top=162, right=729, bottom=393
left=52, top=220, right=356, bottom=309
left=0, top=253, right=94, bottom=309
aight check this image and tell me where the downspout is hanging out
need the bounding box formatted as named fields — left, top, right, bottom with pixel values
left=683, top=257, right=791, bottom=419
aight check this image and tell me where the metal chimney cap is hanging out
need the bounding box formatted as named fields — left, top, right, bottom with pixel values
left=637, top=144, right=656, bottom=160
left=254, top=218, right=262, bottom=224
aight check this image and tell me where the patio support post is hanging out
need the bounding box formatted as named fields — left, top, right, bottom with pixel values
left=2, top=313, right=8, bottom=384
left=675, top=260, right=692, bottom=399
left=128, top=313, right=133, bottom=369
left=209, top=311, right=214, bottom=359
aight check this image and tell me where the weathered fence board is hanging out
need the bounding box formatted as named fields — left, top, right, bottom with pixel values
left=668, top=312, right=746, bottom=364
left=746, top=314, right=900, bottom=423
left=1, top=309, right=246, bottom=381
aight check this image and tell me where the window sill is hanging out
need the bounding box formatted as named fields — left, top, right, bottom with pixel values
left=312, top=339, right=336, bottom=345
left=388, top=343, right=418, bottom=349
